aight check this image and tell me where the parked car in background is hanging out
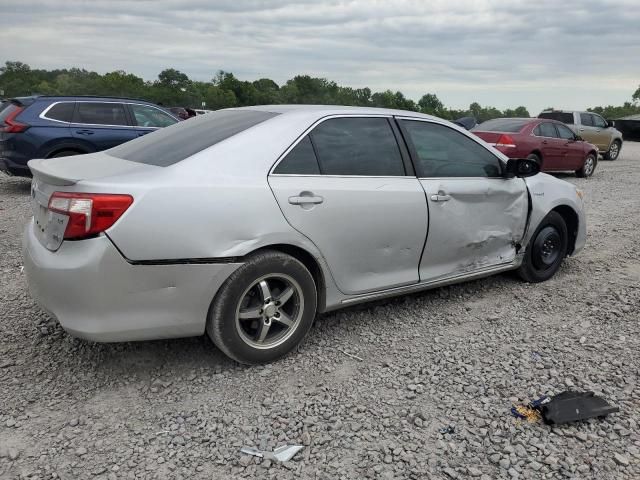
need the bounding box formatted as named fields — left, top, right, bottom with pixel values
left=24, top=106, right=586, bottom=364
left=538, top=110, right=623, bottom=160
left=472, top=118, right=599, bottom=177
left=614, top=114, right=640, bottom=142
left=168, top=107, right=189, bottom=120
left=0, top=96, right=178, bottom=176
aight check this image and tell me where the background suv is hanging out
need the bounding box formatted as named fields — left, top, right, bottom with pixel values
left=538, top=109, right=623, bottom=160
left=0, top=96, right=178, bottom=176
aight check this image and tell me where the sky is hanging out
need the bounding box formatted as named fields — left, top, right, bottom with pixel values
left=1, top=0, right=638, bottom=113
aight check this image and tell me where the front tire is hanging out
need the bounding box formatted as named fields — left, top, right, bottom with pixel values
left=518, top=212, right=568, bottom=283
left=604, top=140, right=621, bottom=160
left=206, top=251, right=317, bottom=364
left=575, top=153, right=597, bottom=178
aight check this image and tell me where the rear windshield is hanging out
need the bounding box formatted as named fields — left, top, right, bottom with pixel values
left=108, top=109, right=279, bottom=166
left=538, top=112, right=574, bottom=124
left=473, top=118, right=530, bottom=133
left=0, top=103, right=21, bottom=124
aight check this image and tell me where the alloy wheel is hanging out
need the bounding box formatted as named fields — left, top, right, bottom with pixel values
left=235, top=274, right=304, bottom=349
left=584, top=156, right=595, bottom=176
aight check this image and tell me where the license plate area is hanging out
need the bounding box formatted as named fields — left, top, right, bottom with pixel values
left=31, top=185, right=68, bottom=251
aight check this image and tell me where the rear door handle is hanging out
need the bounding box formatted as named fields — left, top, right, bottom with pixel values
left=75, top=129, right=94, bottom=135
left=288, top=194, right=324, bottom=205
left=542, top=140, right=548, bottom=144
left=430, top=193, right=451, bottom=202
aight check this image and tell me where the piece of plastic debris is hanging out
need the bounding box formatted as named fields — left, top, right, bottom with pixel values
left=240, top=445, right=304, bottom=462
left=540, top=391, right=619, bottom=425
left=511, top=396, right=549, bottom=422
left=439, top=425, right=455, bottom=434
left=338, top=349, right=363, bottom=361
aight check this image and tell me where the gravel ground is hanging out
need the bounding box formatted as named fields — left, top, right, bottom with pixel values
left=1, top=144, right=639, bottom=480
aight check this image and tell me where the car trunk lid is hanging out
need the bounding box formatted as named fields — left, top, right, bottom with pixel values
left=472, top=131, right=503, bottom=144
left=28, top=152, right=153, bottom=251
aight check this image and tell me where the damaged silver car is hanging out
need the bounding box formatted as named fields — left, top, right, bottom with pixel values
left=23, top=106, right=586, bottom=364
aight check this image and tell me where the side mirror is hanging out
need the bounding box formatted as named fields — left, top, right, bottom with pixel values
left=575, top=135, right=583, bottom=141
left=607, top=120, right=614, bottom=128
left=505, top=158, right=540, bottom=178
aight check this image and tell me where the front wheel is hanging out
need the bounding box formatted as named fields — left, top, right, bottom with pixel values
left=206, top=251, right=317, bottom=364
left=604, top=140, right=621, bottom=160
left=517, top=212, right=568, bottom=283
left=575, top=153, right=597, bottom=178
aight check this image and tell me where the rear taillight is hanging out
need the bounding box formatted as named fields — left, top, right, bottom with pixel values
left=495, top=134, right=516, bottom=148
left=0, top=107, right=29, bottom=133
left=48, top=192, right=133, bottom=240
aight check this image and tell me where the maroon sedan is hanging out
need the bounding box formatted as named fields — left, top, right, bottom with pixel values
left=472, top=118, right=598, bottom=177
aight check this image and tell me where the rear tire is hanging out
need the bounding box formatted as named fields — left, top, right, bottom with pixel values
left=575, top=153, right=597, bottom=178
left=206, top=250, right=317, bottom=364
left=527, top=153, right=542, bottom=169
left=49, top=150, right=81, bottom=158
left=604, top=140, right=621, bottom=160
left=518, top=212, right=568, bottom=283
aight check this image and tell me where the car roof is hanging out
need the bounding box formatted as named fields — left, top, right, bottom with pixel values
left=13, top=95, right=157, bottom=104
left=235, top=104, right=441, bottom=120
left=39, top=95, right=155, bottom=103
left=540, top=109, right=592, bottom=115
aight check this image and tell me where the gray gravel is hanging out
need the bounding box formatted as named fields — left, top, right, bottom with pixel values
left=1, top=144, right=639, bottom=479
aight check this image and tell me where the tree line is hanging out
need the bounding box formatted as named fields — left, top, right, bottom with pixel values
left=2, top=61, right=639, bottom=121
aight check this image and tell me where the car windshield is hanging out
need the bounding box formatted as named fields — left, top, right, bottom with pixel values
left=108, top=109, right=279, bottom=166
left=473, top=118, right=530, bottom=133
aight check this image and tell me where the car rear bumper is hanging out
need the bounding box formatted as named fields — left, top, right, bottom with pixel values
left=23, top=219, right=242, bottom=342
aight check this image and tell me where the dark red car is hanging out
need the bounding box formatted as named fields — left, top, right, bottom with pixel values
left=472, top=118, right=598, bottom=177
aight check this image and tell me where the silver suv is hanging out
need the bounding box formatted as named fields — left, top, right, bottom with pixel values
left=538, top=110, right=623, bottom=160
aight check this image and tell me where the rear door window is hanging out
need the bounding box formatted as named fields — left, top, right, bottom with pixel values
left=537, top=122, right=559, bottom=138
left=108, top=109, right=278, bottom=166
left=73, top=102, right=129, bottom=126
left=309, top=117, right=405, bottom=176
left=129, top=104, right=177, bottom=128
left=273, top=136, right=320, bottom=174
left=43, top=102, right=75, bottom=123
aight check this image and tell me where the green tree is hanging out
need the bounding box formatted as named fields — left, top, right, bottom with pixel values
left=418, top=93, right=444, bottom=116
left=157, top=68, right=190, bottom=89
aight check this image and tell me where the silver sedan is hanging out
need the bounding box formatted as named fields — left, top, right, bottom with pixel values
left=23, top=106, right=586, bottom=364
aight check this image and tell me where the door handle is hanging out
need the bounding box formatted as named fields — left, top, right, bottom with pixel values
left=288, top=194, right=324, bottom=205
left=430, top=193, right=451, bottom=202
left=75, top=129, right=94, bottom=135
left=542, top=140, right=548, bottom=144
left=579, top=128, right=585, bottom=132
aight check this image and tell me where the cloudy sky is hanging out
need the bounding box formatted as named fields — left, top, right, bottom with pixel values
left=1, top=0, right=638, bottom=113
